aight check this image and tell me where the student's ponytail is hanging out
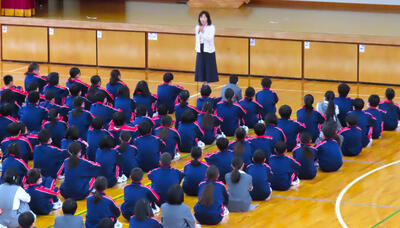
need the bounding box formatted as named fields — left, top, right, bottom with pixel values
left=159, top=116, right=172, bottom=141
left=322, top=120, right=341, bottom=145
left=200, top=166, right=219, bottom=206
left=225, top=88, right=234, bottom=106
left=324, top=91, right=335, bottom=121
left=118, top=131, right=131, bottom=153
left=233, top=127, right=246, bottom=156
left=245, top=87, right=255, bottom=102
left=190, top=146, right=202, bottom=167
left=93, top=176, right=107, bottom=204
left=71, top=96, right=84, bottom=118
left=299, top=132, right=314, bottom=162
left=386, top=88, right=395, bottom=111
left=230, top=156, right=243, bottom=184
left=48, top=108, right=58, bottom=131
left=201, top=102, right=214, bottom=130
left=304, top=94, right=314, bottom=119
left=179, top=90, right=190, bottom=108
left=67, top=142, right=81, bottom=169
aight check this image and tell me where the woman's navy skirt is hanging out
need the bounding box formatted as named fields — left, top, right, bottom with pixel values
left=195, top=45, right=219, bottom=83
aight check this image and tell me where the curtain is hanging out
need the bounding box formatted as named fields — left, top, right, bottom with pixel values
left=1, top=0, right=36, bottom=17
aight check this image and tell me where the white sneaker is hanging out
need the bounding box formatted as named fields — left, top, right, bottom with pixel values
left=117, top=175, right=128, bottom=183
left=223, top=206, right=229, bottom=216
left=152, top=204, right=160, bottom=214
left=173, top=152, right=181, bottom=162
left=258, top=119, right=264, bottom=124
left=367, top=139, right=373, bottom=148
left=114, top=221, right=122, bottom=228
left=197, top=141, right=205, bottom=150
left=52, top=199, right=62, bottom=210
left=241, top=125, right=249, bottom=134
left=58, top=175, right=65, bottom=180
left=291, top=177, right=301, bottom=187
left=216, top=133, right=226, bottom=139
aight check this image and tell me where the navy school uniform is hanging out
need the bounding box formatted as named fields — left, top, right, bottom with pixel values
left=116, top=144, right=138, bottom=177
left=106, top=81, right=127, bottom=99
left=115, top=96, right=136, bottom=123
left=315, top=139, right=343, bottom=172
left=85, top=192, right=121, bottom=228
left=155, top=126, right=181, bottom=159
left=60, top=157, right=101, bottom=200
left=216, top=101, right=246, bottom=136
left=19, top=103, right=48, bottom=133
left=338, top=126, right=363, bottom=156
left=65, top=95, right=91, bottom=110
left=1, top=136, right=33, bottom=163
left=129, top=115, right=155, bottom=129
left=334, top=96, right=354, bottom=127
left=292, top=144, right=318, bottom=180
left=0, top=154, right=30, bottom=185
left=0, top=115, right=17, bottom=142
left=87, top=128, right=112, bottom=161
left=121, top=181, right=159, bottom=220
left=0, top=86, right=27, bottom=106
left=129, top=216, right=162, bottom=228
left=178, top=122, right=204, bottom=153
left=68, top=109, right=94, bottom=140
left=90, top=102, right=119, bottom=127
left=248, top=135, right=274, bottom=163
left=197, top=113, right=223, bottom=145
left=4, top=102, right=21, bottom=119
left=265, top=124, right=287, bottom=148
left=133, top=93, right=158, bottom=117
left=347, top=110, right=375, bottom=147
left=61, top=139, right=87, bottom=158
left=43, top=85, right=69, bottom=105
left=66, top=78, right=89, bottom=97
left=255, top=88, right=279, bottom=117
left=108, top=123, right=138, bottom=146
left=379, top=101, right=400, bottom=131
left=174, top=103, right=200, bottom=129
left=133, top=134, right=165, bottom=172
left=25, top=73, right=47, bottom=93
left=88, top=85, right=114, bottom=104
left=239, top=98, right=263, bottom=128
left=25, top=181, right=59, bottom=215
left=33, top=143, right=69, bottom=179
left=95, top=148, right=122, bottom=188
left=42, top=120, right=68, bottom=148
left=152, top=115, right=162, bottom=129
left=22, top=133, right=39, bottom=153
left=194, top=180, right=229, bottom=225
left=277, top=119, right=305, bottom=151
left=228, top=140, right=252, bottom=167
left=269, top=154, right=301, bottom=191
left=296, top=107, right=326, bottom=142
left=148, top=166, right=185, bottom=206
left=204, top=150, right=234, bottom=183
left=196, top=96, right=222, bottom=111
left=246, top=163, right=272, bottom=200
left=365, top=107, right=386, bottom=139
left=182, top=160, right=209, bottom=196
left=157, top=82, right=184, bottom=113
left=39, top=101, right=69, bottom=120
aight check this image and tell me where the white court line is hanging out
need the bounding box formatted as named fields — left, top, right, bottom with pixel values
left=6, top=66, right=27, bottom=73
left=335, top=160, right=400, bottom=228
left=190, top=84, right=225, bottom=98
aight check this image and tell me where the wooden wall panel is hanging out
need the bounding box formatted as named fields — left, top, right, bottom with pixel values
left=2, top=25, right=48, bottom=62
left=97, top=31, right=145, bottom=68
left=359, top=45, right=400, bottom=85
left=215, top=37, right=248, bottom=75
left=49, top=28, right=96, bottom=65
left=304, top=42, right=358, bottom=82
left=148, top=33, right=195, bottom=71
left=250, top=39, right=302, bottom=78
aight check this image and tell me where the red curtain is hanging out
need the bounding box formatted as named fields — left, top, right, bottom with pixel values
left=1, top=0, right=36, bottom=16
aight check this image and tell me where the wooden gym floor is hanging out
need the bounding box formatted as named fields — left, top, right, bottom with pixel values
left=2, top=61, right=400, bottom=227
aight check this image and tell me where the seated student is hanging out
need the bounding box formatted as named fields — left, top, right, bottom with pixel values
left=95, top=135, right=121, bottom=188
left=60, top=142, right=100, bottom=200
left=297, top=94, right=326, bottom=142
left=54, top=199, right=84, bottom=228
left=1, top=143, right=30, bottom=185
left=161, top=184, right=196, bottom=228
left=87, top=117, right=111, bottom=161
left=228, top=127, right=252, bottom=167
left=129, top=105, right=155, bottom=129
left=216, top=88, right=246, bottom=136
left=129, top=198, right=163, bottom=228
left=106, top=69, right=127, bottom=99
left=379, top=88, right=400, bottom=131
left=256, top=77, right=279, bottom=117
left=109, top=111, right=138, bottom=146
left=365, top=94, right=386, bottom=139
left=338, top=115, right=363, bottom=157
left=66, top=67, right=89, bottom=97
left=25, top=82, right=45, bottom=102
left=239, top=87, right=263, bottom=129
left=1, top=122, right=32, bottom=163
left=292, top=132, right=318, bottom=180
left=65, top=84, right=91, bottom=110
left=183, top=146, right=209, bottom=196
left=0, top=104, right=18, bottom=142
left=1, top=74, right=26, bottom=106
left=121, top=168, right=159, bottom=220
left=24, top=62, right=47, bottom=93
left=1, top=89, right=21, bottom=119
left=25, top=168, right=61, bottom=215
left=317, top=91, right=341, bottom=128
left=269, top=141, right=301, bottom=191
left=347, top=98, right=375, bottom=147
left=175, top=90, right=199, bottom=129
left=44, top=72, right=69, bottom=106
left=157, top=72, right=184, bottom=114
left=18, top=122, right=39, bottom=152
left=116, top=131, right=138, bottom=177
left=115, top=85, right=135, bottom=123
left=134, top=121, right=165, bottom=172
left=278, top=105, right=305, bottom=151
left=178, top=109, right=204, bottom=153
left=196, top=84, right=222, bottom=111
left=98, top=218, right=116, bottom=228
left=85, top=176, right=121, bottom=228
left=248, top=123, right=274, bottom=163
left=61, top=126, right=88, bottom=158
left=221, top=75, right=242, bottom=103
left=205, top=137, right=234, bottom=183
left=246, top=150, right=272, bottom=201
left=40, top=91, right=69, bottom=119
left=194, top=166, right=229, bottom=225
left=42, top=109, right=68, bottom=148
left=33, top=129, right=69, bottom=179
left=90, top=92, right=119, bottom=127
left=334, top=83, right=354, bottom=127
left=265, top=113, right=287, bottom=148
left=197, top=102, right=223, bottom=145
left=19, top=91, right=48, bottom=133
left=152, top=104, right=168, bottom=129
left=87, top=75, right=114, bottom=104
left=18, top=211, right=35, bottom=228
left=133, top=80, right=158, bottom=117
left=148, top=153, right=185, bottom=206
left=155, top=115, right=181, bottom=160
left=225, top=156, right=253, bottom=212
left=315, top=121, right=343, bottom=172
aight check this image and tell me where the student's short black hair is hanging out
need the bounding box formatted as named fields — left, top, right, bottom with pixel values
left=338, top=83, right=350, bottom=97
left=17, top=122, right=27, bottom=134
left=7, top=122, right=20, bottom=136
left=3, top=168, right=19, bottom=185
left=3, top=75, right=13, bottom=85
left=265, top=113, right=278, bottom=125
left=27, top=91, right=40, bottom=104
left=69, top=84, right=81, bottom=96
left=352, top=98, right=364, bottom=110
left=229, top=75, right=238, bottom=84
left=95, top=91, right=106, bottom=103
left=245, top=87, right=255, bottom=98
left=26, top=168, right=41, bottom=185
left=97, top=218, right=114, bottom=228
left=163, top=72, right=174, bottom=83
left=261, top=77, right=272, bottom=88
left=69, top=67, right=80, bottom=78
left=26, top=82, right=39, bottom=92
left=117, top=85, right=130, bottom=98
left=161, top=115, right=173, bottom=127
left=368, top=94, right=380, bottom=107
left=45, top=91, right=56, bottom=101
left=274, top=141, right=287, bottom=154
left=166, top=184, right=184, bottom=205
left=138, top=121, right=152, bottom=135
left=346, top=114, right=358, bottom=126
left=99, top=135, right=115, bottom=149
left=279, top=105, right=292, bottom=119
left=136, top=105, right=147, bottom=116
left=18, top=211, right=35, bottom=228
left=91, top=117, right=104, bottom=130
left=200, top=85, right=212, bottom=97
left=48, top=72, right=59, bottom=86
left=8, top=143, right=21, bottom=158
left=180, top=109, right=197, bottom=123
left=386, top=88, right=395, bottom=101
left=65, top=126, right=80, bottom=140
left=26, top=62, right=39, bottom=74
left=38, top=129, right=51, bottom=144
left=0, top=102, right=13, bottom=116
left=253, top=123, right=266, bottom=136
left=130, top=167, right=144, bottom=182
left=112, top=111, right=126, bottom=127
left=216, top=137, right=229, bottom=151
left=62, top=198, right=78, bottom=215
left=253, top=149, right=266, bottom=164
left=157, top=104, right=168, bottom=116
left=160, top=152, right=172, bottom=166
left=73, top=96, right=84, bottom=108
left=90, top=75, right=101, bottom=85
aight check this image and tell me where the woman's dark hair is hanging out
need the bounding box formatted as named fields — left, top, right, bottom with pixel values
left=338, top=83, right=350, bottom=97
left=352, top=98, right=364, bottom=110
left=299, top=132, right=314, bottom=162
left=87, top=75, right=101, bottom=103
left=48, top=72, right=59, bottom=86
left=48, top=108, right=59, bottom=129
left=26, top=168, right=41, bottom=185
left=18, top=211, right=35, bottom=228
left=322, top=121, right=341, bottom=145
left=69, top=67, right=80, bottom=78
left=71, top=96, right=84, bottom=118
left=67, top=142, right=82, bottom=169
left=178, top=90, right=190, bottom=107
left=1, top=89, right=15, bottom=104
left=385, top=88, right=395, bottom=111
left=304, top=94, right=314, bottom=119
left=230, top=156, right=243, bottom=184
left=261, top=77, right=272, bottom=88
left=163, top=72, right=174, bottom=83
left=265, top=113, right=278, bottom=125
left=69, top=84, right=81, bottom=96
left=368, top=94, right=380, bottom=107
left=45, top=91, right=55, bottom=101
left=224, top=88, right=234, bottom=106
left=198, top=11, right=212, bottom=25
left=233, top=127, right=246, bottom=156
left=25, top=62, right=39, bottom=75
left=91, top=117, right=104, bottom=130
left=201, top=101, right=214, bottom=130
left=253, top=149, right=266, bottom=164
left=190, top=146, right=202, bottom=166
left=199, top=165, right=219, bottom=206
left=274, top=141, right=287, bottom=154
left=159, top=115, right=172, bottom=141
left=130, top=167, right=144, bottom=182
left=62, top=198, right=78, bottom=215
left=93, top=176, right=107, bottom=204
left=65, top=126, right=79, bottom=140
left=278, top=105, right=292, bottom=120
left=134, top=198, right=153, bottom=221
left=98, top=218, right=114, bottom=228
left=200, top=84, right=212, bottom=97
left=216, top=137, right=229, bottom=151
left=119, top=131, right=132, bottom=153
left=38, top=129, right=51, bottom=144
left=117, top=85, right=130, bottom=98
left=112, top=111, right=126, bottom=127
left=135, top=105, right=147, bottom=117
left=134, top=80, right=151, bottom=97
left=346, top=114, right=358, bottom=127
left=99, top=135, right=115, bottom=150
left=254, top=123, right=266, bottom=136
left=110, top=69, right=121, bottom=86
left=324, top=90, right=336, bottom=121
left=166, top=184, right=184, bottom=205
left=3, top=168, right=19, bottom=185
left=180, top=109, right=196, bottom=123
left=138, top=121, right=152, bottom=135
left=0, top=102, right=12, bottom=116
left=245, top=87, right=255, bottom=101
left=8, top=142, right=21, bottom=158
left=95, top=91, right=106, bottom=103
left=157, top=104, right=168, bottom=116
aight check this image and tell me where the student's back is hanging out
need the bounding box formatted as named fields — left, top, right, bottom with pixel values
left=178, top=122, right=204, bottom=153
left=315, top=139, right=343, bottom=172
left=216, top=101, right=246, bottom=136
left=297, top=107, right=325, bottom=142
left=256, top=88, right=278, bottom=117
left=1, top=154, right=30, bottom=185
left=25, top=182, right=58, bottom=215
left=85, top=193, right=120, bottom=228
left=114, top=96, right=135, bottom=122
left=239, top=98, right=263, bottom=129
left=95, top=147, right=120, bottom=188
left=265, top=124, right=286, bottom=148
left=183, top=160, right=209, bottom=196
left=43, top=120, right=67, bottom=148
left=277, top=118, right=305, bottom=151
left=292, top=144, right=317, bottom=180
left=246, top=163, right=272, bottom=201
left=157, top=81, right=183, bottom=113
left=334, top=96, right=353, bottom=127
left=338, top=126, right=363, bottom=156
left=90, top=102, right=117, bottom=126
left=204, top=150, right=234, bottom=183
left=19, top=103, right=48, bottom=132
left=379, top=100, right=400, bottom=130
left=133, top=134, right=165, bottom=172
left=197, top=113, right=222, bottom=145
left=33, top=144, right=69, bottom=179
left=121, top=182, right=159, bottom=220
left=54, top=214, right=84, bottom=228
left=365, top=107, right=386, bottom=139
left=86, top=129, right=111, bottom=161
left=1, top=136, right=32, bottom=163
left=68, top=109, right=93, bottom=140
left=155, top=126, right=181, bottom=159
left=43, top=85, right=69, bottom=106
left=228, top=140, right=252, bottom=167
left=129, top=216, right=163, bottom=228
left=248, top=135, right=273, bottom=163
left=196, top=96, right=221, bottom=111
left=0, top=115, right=17, bottom=142
left=225, top=170, right=252, bottom=212
left=133, top=93, right=157, bottom=117
left=116, top=144, right=138, bottom=177
left=175, top=103, right=199, bottom=129
left=347, top=109, right=375, bottom=147
left=269, top=154, right=300, bottom=191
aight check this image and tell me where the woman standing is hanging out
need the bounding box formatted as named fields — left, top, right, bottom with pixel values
left=195, top=11, right=219, bottom=84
